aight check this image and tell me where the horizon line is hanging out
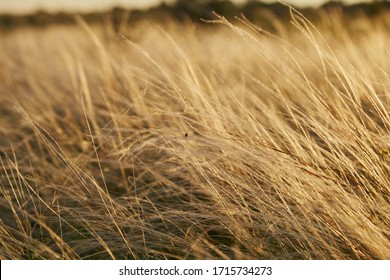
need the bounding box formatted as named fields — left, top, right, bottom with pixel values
left=0, top=0, right=374, bottom=16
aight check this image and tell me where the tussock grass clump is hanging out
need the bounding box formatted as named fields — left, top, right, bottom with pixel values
left=0, top=11, right=389, bottom=259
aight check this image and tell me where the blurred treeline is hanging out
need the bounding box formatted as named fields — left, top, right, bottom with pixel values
left=1, top=0, right=390, bottom=29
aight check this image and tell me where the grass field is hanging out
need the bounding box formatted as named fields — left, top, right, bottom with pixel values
left=0, top=8, right=389, bottom=259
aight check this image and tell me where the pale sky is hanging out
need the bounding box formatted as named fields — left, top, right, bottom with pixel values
left=0, top=0, right=374, bottom=15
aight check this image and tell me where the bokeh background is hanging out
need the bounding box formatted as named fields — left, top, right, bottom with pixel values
left=0, top=0, right=375, bottom=14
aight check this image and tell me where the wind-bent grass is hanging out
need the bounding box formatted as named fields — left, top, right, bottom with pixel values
left=0, top=10, right=389, bottom=259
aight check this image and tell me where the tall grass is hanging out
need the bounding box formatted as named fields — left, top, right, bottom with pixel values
left=0, top=9, right=389, bottom=259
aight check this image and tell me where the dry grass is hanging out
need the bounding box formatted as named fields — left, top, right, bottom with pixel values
left=0, top=9, right=389, bottom=259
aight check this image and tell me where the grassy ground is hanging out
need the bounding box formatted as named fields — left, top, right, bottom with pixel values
left=0, top=9, right=389, bottom=259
